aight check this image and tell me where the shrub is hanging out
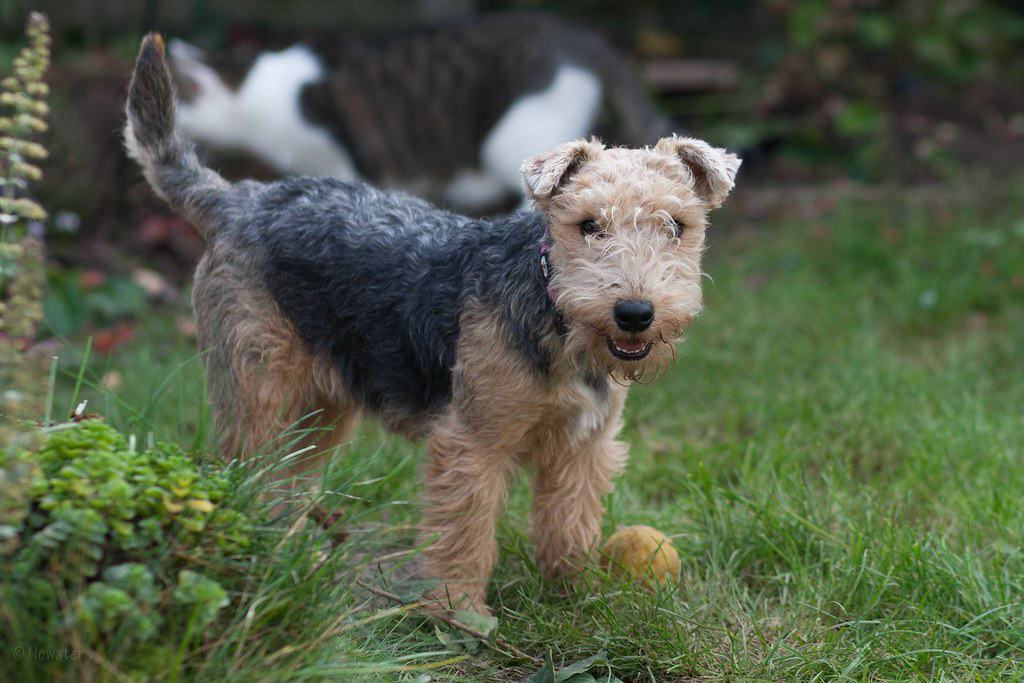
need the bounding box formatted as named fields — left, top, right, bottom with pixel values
left=1, top=419, right=260, bottom=678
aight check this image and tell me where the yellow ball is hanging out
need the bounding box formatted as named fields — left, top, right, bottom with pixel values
left=600, top=525, right=680, bottom=585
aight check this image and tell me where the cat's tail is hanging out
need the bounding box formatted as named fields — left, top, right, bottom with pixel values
left=124, top=33, right=231, bottom=239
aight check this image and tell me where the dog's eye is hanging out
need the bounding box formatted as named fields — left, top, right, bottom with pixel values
left=580, top=219, right=602, bottom=237
left=672, top=219, right=687, bottom=237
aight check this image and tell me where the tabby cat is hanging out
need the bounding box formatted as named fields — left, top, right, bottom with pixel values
left=170, top=12, right=672, bottom=211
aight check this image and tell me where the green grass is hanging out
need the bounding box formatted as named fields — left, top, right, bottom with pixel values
left=35, top=182, right=1024, bottom=680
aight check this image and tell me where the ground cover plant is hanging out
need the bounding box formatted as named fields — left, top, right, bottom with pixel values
left=3, top=177, right=1020, bottom=681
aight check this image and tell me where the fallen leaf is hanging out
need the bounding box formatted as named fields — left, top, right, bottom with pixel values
left=93, top=323, right=135, bottom=353
left=80, top=270, right=106, bottom=289
left=100, top=370, right=122, bottom=390
left=132, top=267, right=168, bottom=296
left=176, top=316, right=197, bottom=338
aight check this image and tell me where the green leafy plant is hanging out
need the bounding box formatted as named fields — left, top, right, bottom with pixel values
left=1, top=419, right=255, bottom=670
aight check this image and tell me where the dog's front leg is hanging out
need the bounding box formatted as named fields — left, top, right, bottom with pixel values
left=530, top=425, right=628, bottom=580
left=420, top=415, right=514, bottom=616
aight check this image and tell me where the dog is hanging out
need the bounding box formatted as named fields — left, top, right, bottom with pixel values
left=125, top=34, right=740, bottom=615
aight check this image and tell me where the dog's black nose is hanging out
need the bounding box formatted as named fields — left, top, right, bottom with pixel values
left=613, top=299, right=654, bottom=332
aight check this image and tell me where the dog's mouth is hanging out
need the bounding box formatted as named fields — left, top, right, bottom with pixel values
left=606, top=336, right=653, bottom=361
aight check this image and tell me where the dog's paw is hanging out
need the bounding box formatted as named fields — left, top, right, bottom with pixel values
left=422, top=585, right=492, bottom=618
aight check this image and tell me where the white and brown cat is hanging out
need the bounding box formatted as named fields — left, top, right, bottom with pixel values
left=169, top=12, right=672, bottom=212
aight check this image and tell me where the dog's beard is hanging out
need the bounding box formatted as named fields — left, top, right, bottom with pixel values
left=548, top=241, right=703, bottom=382
left=559, top=316, right=687, bottom=384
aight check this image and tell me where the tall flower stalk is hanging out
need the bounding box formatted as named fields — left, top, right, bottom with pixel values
left=1, top=12, right=51, bottom=431
left=0, top=11, right=49, bottom=236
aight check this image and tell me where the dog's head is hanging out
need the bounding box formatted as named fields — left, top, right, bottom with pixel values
left=522, top=135, right=740, bottom=380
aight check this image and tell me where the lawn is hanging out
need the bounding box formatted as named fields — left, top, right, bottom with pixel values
left=24, top=180, right=1024, bottom=680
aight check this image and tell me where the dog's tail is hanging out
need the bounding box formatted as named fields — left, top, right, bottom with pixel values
left=125, top=33, right=230, bottom=239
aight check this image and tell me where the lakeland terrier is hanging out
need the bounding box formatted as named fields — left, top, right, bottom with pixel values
left=125, top=35, right=740, bottom=615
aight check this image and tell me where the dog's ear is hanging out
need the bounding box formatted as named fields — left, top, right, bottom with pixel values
left=655, top=135, right=741, bottom=209
left=521, top=138, right=604, bottom=202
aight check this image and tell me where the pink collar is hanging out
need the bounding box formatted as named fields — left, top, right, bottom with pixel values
left=539, top=241, right=560, bottom=305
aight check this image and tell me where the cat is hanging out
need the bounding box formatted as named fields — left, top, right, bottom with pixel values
left=169, top=12, right=672, bottom=212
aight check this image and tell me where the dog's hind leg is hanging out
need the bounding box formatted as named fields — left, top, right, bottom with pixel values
left=194, top=263, right=352, bottom=507
left=285, top=393, right=360, bottom=491
left=225, top=343, right=356, bottom=514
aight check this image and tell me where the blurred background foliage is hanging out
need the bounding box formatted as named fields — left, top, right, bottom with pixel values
left=0, top=0, right=1022, bottom=341
left=3, top=1, right=1023, bottom=188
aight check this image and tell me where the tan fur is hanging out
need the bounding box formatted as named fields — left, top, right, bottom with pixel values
left=193, top=137, right=738, bottom=615
left=524, top=135, right=738, bottom=383
left=194, top=241, right=357, bottom=495
left=417, top=304, right=630, bottom=613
